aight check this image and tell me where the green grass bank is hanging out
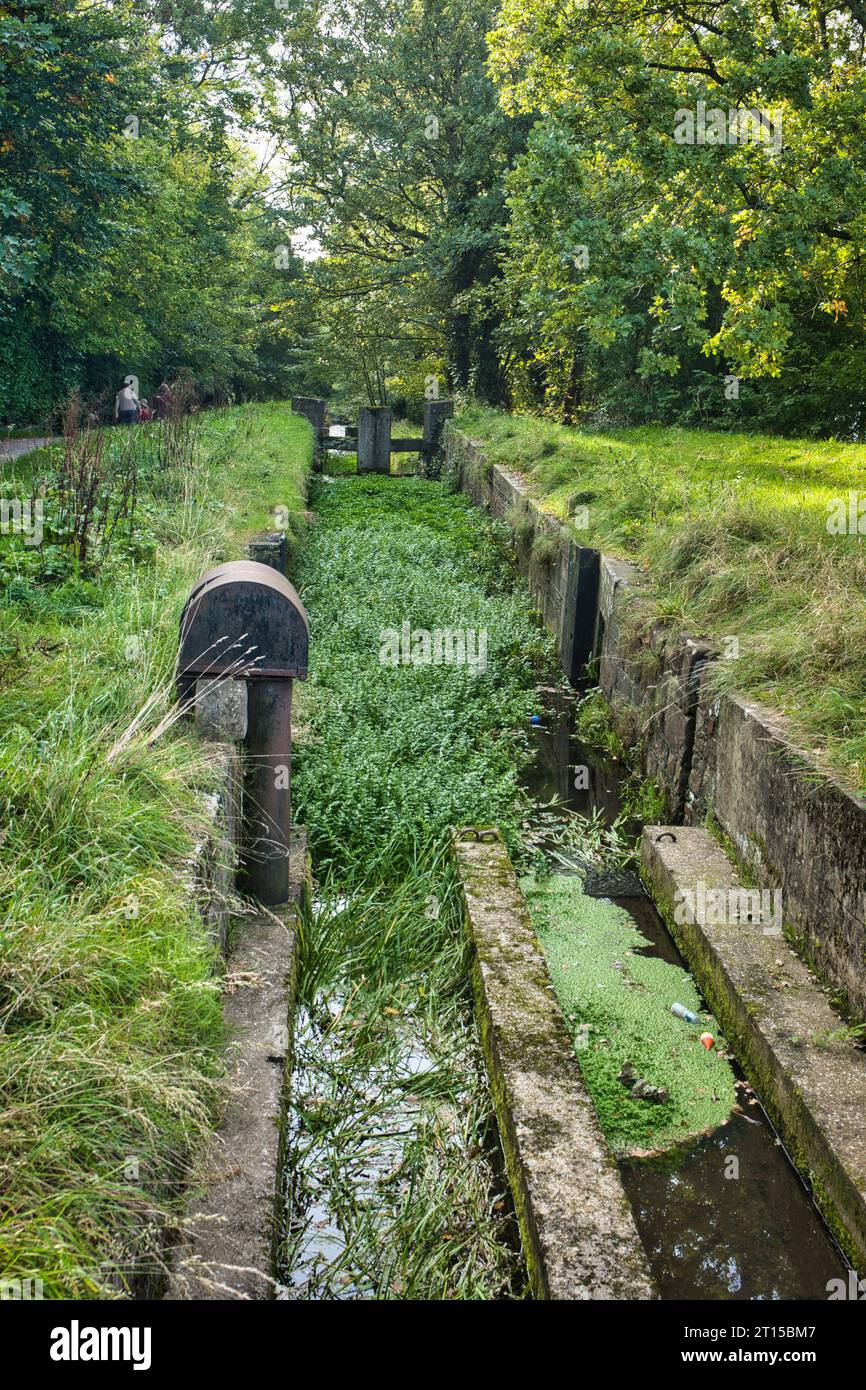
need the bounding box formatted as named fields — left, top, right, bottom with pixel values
left=456, top=406, right=866, bottom=792
left=0, top=402, right=312, bottom=1297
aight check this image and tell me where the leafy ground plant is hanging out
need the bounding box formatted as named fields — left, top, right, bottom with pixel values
left=521, top=874, right=735, bottom=1156
left=283, top=472, right=562, bottom=1298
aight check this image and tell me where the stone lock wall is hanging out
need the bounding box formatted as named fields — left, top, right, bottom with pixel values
left=445, top=424, right=866, bottom=1020
left=446, top=429, right=599, bottom=688
left=447, top=429, right=711, bottom=819
left=594, top=554, right=715, bottom=819
left=688, top=691, right=866, bottom=1018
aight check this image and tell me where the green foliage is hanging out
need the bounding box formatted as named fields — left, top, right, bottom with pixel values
left=486, top=0, right=866, bottom=434
left=0, top=1, right=301, bottom=423
left=292, top=474, right=558, bottom=871
left=530, top=528, right=561, bottom=570
left=522, top=874, right=735, bottom=1154
left=282, top=472, right=560, bottom=1298
left=268, top=0, right=521, bottom=406
left=574, top=688, right=628, bottom=762
left=0, top=403, right=312, bottom=1295
left=282, top=852, right=524, bottom=1299
left=8, top=0, right=866, bottom=433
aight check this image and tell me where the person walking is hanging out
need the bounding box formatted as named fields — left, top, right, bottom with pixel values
left=152, top=382, right=173, bottom=420
left=114, top=377, right=140, bottom=425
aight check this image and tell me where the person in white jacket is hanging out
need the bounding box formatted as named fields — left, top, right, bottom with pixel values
left=114, top=378, right=140, bottom=424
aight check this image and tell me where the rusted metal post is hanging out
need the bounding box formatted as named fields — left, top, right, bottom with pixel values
left=358, top=405, right=392, bottom=473
left=244, top=678, right=293, bottom=905
left=177, top=561, right=309, bottom=906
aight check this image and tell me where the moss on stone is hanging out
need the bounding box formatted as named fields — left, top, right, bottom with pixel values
left=521, top=873, right=736, bottom=1154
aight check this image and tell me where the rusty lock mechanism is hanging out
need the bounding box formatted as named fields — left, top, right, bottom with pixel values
left=177, top=560, right=309, bottom=905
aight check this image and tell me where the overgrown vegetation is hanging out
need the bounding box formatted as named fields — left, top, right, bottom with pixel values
left=282, top=473, right=560, bottom=1298
left=458, top=405, right=866, bottom=791
left=0, top=2, right=309, bottom=423
left=283, top=851, right=523, bottom=1299
left=521, top=875, right=735, bottom=1155
left=489, top=0, right=866, bottom=434
left=0, top=404, right=311, bottom=1296
left=293, top=475, right=555, bottom=870
left=9, top=1, right=866, bottom=432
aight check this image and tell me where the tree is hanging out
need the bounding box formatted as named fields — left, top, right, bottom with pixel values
left=266, top=0, right=524, bottom=404
left=0, top=0, right=299, bottom=422
left=488, top=0, right=866, bottom=433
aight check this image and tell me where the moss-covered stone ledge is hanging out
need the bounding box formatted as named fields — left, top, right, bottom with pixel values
left=166, top=828, right=309, bottom=1301
left=452, top=828, right=657, bottom=1300
left=686, top=691, right=866, bottom=1021
left=641, top=824, right=866, bottom=1267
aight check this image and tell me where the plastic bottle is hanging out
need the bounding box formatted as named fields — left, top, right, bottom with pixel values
left=670, top=1002, right=698, bottom=1024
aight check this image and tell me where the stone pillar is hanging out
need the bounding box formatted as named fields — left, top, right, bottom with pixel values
left=422, top=399, right=454, bottom=461
left=247, top=531, right=286, bottom=574
left=291, top=397, right=326, bottom=437
left=194, top=677, right=248, bottom=743
left=357, top=406, right=392, bottom=473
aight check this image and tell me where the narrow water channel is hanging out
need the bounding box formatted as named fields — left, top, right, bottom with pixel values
left=281, top=464, right=848, bottom=1301
left=524, top=692, right=849, bottom=1300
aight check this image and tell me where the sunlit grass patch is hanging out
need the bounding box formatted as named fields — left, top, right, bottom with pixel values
left=457, top=406, right=866, bottom=788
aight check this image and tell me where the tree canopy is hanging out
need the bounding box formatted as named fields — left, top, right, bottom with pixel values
left=0, top=0, right=300, bottom=421
left=4, top=0, right=866, bottom=433
left=486, top=0, right=866, bottom=431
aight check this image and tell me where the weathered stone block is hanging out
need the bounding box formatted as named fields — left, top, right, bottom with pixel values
left=357, top=405, right=392, bottom=473
left=708, top=695, right=866, bottom=1019
left=247, top=531, right=286, bottom=574
left=642, top=825, right=866, bottom=1266
left=291, top=396, right=326, bottom=435
left=453, top=829, right=657, bottom=1300
left=195, top=677, right=248, bottom=743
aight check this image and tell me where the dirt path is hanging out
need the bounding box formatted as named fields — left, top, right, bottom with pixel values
left=0, top=437, right=54, bottom=461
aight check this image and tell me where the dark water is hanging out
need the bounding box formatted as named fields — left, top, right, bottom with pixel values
left=524, top=691, right=849, bottom=1301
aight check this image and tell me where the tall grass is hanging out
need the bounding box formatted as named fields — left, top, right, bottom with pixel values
left=458, top=405, right=866, bottom=789
left=282, top=847, right=522, bottom=1299
left=0, top=403, right=311, bottom=1296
